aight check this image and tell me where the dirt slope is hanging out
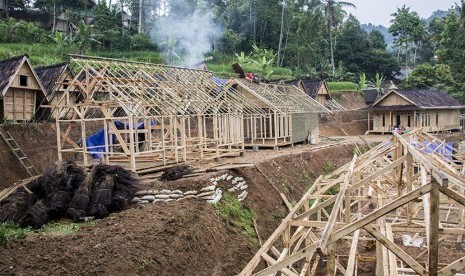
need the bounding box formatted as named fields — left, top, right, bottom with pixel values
left=0, top=143, right=356, bottom=276
left=0, top=201, right=256, bottom=276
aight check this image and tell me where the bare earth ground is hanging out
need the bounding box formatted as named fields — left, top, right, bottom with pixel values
left=0, top=142, right=357, bottom=276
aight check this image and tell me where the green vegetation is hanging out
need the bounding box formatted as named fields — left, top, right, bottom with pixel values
left=327, top=82, right=357, bottom=92
left=0, top=222, right=32, bottom=247
left=323, top=162, right=337, bottom=175
left=39, top=220, right=97, bottom=236
left=136, top=258, right=155, bottom=275
left=324, top=185, right=340, bottom=195
left=213, top=192, right=257, bottom=244
left=272, top=210, right=285, bottom=221
left=0, top=220, right=98, bottom=247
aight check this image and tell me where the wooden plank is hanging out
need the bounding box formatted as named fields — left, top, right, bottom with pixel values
left=345, top=228, right=360, bottom=276
left=319, top=155, right=357, bottom=252
left=385, top=223, right=398, bottom=276
left=239, top=176, right=323, bottom=275
left=438, top=255, right=465, bottom=276
left=429, top=181, right=440, bottom=276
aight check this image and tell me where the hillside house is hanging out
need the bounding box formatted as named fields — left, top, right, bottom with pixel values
left=286, top=79, right=332, bottom=107
left=368, top=89, right=464, bottom=133
left=0, top=55, right=46, bottom=121
left=35, top=63, right=76, bottom=119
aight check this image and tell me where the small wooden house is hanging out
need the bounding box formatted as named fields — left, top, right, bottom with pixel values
left=368, top=89, right=464, bottom=133
left=35, top=63, right=76, bottom=119
left=0, top=55, right=47, bottom=121
left=288, top=79, right=332, bottom=106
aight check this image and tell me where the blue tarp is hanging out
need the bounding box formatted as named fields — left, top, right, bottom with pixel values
left=420, top=141, right=454, bottom=160
left=85, top=121, right=155, bottom=159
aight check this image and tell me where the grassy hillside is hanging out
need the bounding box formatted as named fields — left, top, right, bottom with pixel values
left=327, top=81, right=357, bottom=92
left=0, top=43, right=294, bottom=80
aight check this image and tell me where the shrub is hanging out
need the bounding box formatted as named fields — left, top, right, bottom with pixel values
left=0, top=222, right=32, bottom=247
left=213, top=192, right=257, bottom=243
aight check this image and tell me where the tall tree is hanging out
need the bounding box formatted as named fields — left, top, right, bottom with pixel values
left=437, top=1, right=465, bottom=100
left=389, top=5, right=425, bottom=73
left=368, top=30, right=387, bottom=50
left=312, top=0, right=356, bottom=75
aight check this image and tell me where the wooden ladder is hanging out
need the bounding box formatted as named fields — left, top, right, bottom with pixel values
left=0, top=128, right=39, bottom=177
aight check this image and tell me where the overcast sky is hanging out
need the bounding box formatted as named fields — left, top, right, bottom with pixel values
left=345, top=0, right=457, bottom=26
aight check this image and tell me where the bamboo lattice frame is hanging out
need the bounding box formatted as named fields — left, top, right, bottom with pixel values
left=232, top=79, right=328, bottom=147
left=240, top=129, right=465, bottom=275
left=49, top=55, right=274, bottom=172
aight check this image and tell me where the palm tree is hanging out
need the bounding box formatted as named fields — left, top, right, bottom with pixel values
left=312, top=0, right=356, bottom=75
left=160, top=36, right=180, bottom=64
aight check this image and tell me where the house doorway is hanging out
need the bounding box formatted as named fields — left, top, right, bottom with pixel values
left=396, top=114, right=401, bottom=127
left=407, top=114, right=411, bottom=127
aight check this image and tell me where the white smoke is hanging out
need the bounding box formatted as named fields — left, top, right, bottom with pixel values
left=151, top=8, right=224, bottom=67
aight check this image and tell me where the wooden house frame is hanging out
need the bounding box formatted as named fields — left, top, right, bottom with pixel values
left=0, top=55, right=47, bottom=121
left=368, top=89, right=464, bottom=134
left=232, top=79, right=328, bottom=148
left=49, top=55, right=266, bottom=172
left=241, top=129, right=465, bottom=275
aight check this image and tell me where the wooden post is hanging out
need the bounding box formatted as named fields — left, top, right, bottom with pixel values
left=327, top=242, right=336, bottom=276
left=128, top=115, right=136, bottom=172
left=429, top=179, right=439, bottom=276
left=389, top=112, right=392, bottom=128
left=104, top=119, right=109, bottom=164
left=367, top=111, right=370, bottom=132
left=56, top=120, right=62, bottom=162
left=406, top=152, right=413, bottom=223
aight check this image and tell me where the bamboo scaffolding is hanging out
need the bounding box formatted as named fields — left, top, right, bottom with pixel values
left=240, top=129, right=465, bottom=275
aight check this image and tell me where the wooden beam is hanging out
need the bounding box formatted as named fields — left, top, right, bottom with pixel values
left=438, top=255, right=465, bottom=276
left=328, top=183, right=432, bottom=244
left=429, top=180, right=440, bottom=276
left=345, top=228, right=360, bottom=276
left=364, top=224, right=428, bottom=276
left=319, top=154, right=357, bottom=252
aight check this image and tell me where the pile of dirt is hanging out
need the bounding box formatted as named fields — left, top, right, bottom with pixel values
left=0, top=201, right=256, bottom=276
left=0, top=162, right=138, bottom=229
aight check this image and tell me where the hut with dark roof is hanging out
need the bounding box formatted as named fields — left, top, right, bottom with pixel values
left=0, top=55, right=47, bottom=121
left=363, top=88, right=379, bottom=106
left=35, top=63, right=76, bottom=119
left=368, top=89, right=464, bottom=133
left=287, top=79, right=332, bottom=106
